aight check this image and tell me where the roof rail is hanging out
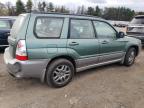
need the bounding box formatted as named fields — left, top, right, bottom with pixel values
left=30, top=11, right=101, bottom=19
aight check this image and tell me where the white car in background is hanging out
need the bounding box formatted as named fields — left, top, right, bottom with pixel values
left=127, top=15, right=144, bottom=46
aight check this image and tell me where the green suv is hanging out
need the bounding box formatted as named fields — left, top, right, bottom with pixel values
left=4, top=13, right=141, bottom=88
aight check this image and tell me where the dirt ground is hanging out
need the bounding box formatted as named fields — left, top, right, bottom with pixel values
left=0, top=49, right=144, bottom=108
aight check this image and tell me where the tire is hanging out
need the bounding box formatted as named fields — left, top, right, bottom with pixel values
left=46, top=59, right=74, bottom=88
left=124, top=47, right=136, bottom=66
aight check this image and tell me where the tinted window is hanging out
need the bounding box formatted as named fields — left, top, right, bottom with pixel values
left=35, top=17, right=63, bottom=38
left=0, top=20, right=10, bottom=30
left=70, top=19, right=95, bottom=39
left=93, top=21, right=116, bottom=39
left=131, top=17, right=144, bottom=24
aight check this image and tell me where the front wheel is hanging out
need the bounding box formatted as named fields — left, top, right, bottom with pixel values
left=124, top=47, right=136, bottom=66
left=46, top=59, right=74, bottom=88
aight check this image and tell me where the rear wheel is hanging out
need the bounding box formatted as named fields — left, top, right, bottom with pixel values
left=46, top=59, right=74, bottom=88
left=124, top=47, right=136, bottom=66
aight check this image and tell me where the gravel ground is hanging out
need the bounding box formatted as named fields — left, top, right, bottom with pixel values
left=0, top=49, right=144, bottom=108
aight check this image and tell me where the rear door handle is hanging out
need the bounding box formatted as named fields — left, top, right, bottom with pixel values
left=101, top=40, right=109, bottom=44
left=69, top=42, right=79, bottom=46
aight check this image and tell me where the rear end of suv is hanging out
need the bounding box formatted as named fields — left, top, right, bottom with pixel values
left=127, top=15, right=144, bottom=45
left=4, top=13, right=141, bottom=88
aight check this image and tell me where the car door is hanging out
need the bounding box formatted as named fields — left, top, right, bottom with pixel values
left=93, top=21, right=125, bottom=63
left=67, top=19, right=100, bottom=68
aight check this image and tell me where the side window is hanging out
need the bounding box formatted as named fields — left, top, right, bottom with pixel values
left=0, top=20, right=11, bottom=30
left=34, top=17, right=63, bottom=38
left=93, top=21, right=117, bottom=39
left=70, top=19, right=95, bottom=39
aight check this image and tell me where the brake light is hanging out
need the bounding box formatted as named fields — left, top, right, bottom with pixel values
left=16, top=40, right=28, bottom=61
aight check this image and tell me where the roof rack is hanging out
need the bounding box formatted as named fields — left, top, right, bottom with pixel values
left=31, top=11, right=101, bottom=19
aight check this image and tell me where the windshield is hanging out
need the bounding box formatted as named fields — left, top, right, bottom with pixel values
left=0, top=20, right=11, bottom=30
left=10, top=15, right=25, bottom=38
left=131, top=17, right=144, bottom=24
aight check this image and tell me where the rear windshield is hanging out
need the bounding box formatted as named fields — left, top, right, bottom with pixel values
left=131, top=17, right=144, bottom=24
left=0, top=20, right=11, bottom=30
left=10, top=15, right=25, bottom=38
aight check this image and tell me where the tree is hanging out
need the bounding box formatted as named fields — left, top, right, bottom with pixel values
left=94, top=6, right=101, bottom=16
left=26, top=0, right=32, bottom=12
left=42, top=1, right=46, bottom=11
left=5, top=2, right=15, bottom=16
left=60, top=6, right=69, bottom=13
left=76, top=5, right=85, bottom=14
left=0, top=2, right=7, bottom=16
left=10, top=7, right=16, bottom=16
left=103, top=7, right=135, bottom=21
left=48, top=2, right=54, bottom=12
left=87, top=7, right=94, bottom=15
left=76, top=6, right=81, bottom=14
left=16, top=0, right=25, bottom=15
left=38, top=2, right=42, bottom=11
left=81, top=5, right=85, bottom=14
left=55, top=6, right=61, bottom=12
left=6, top=2, right=16, bottom=16
left=38, top=2, right=46, bottom=12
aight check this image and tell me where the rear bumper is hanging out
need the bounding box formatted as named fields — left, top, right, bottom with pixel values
left=4, top=48, right=50, bottom=82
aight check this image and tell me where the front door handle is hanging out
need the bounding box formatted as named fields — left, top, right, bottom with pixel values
left=69, top=42, right=79, bottom=46
left=101, top=40, right=109, bottom=44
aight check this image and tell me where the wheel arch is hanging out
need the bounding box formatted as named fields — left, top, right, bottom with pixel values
left=42, top=55, right=77, bottom=82
left=47, top=55, right=76, bottom=69
left=127, top=45, right=139, bottom=56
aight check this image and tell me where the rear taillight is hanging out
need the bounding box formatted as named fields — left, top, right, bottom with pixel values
left=16, top=40, right=28, bottom=61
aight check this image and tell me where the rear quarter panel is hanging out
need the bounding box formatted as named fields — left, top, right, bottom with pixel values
left=26, top=14, right=71, bottom=59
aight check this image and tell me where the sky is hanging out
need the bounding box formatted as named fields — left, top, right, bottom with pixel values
left=0, top=0, right=144, bottom=11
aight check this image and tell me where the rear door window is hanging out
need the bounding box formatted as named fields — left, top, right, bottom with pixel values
left=70, top=19, right=95, bottom=39
left=131, top=17, right=144, bottom=24
left=34, top=17, right=64, bottom=38
left=0, top=20, right=11, bottom=30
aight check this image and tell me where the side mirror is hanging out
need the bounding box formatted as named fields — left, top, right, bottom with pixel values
left=117, top=31, right=125, bottom=38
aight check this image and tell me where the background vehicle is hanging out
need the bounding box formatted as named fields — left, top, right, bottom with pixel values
left=0, top=17, right=16, bottom=50
left=109, top=20, right=129, bottom=28
left=4, top=13, right=141, bottom=88
left=127, top=15, right=144, bottom=45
